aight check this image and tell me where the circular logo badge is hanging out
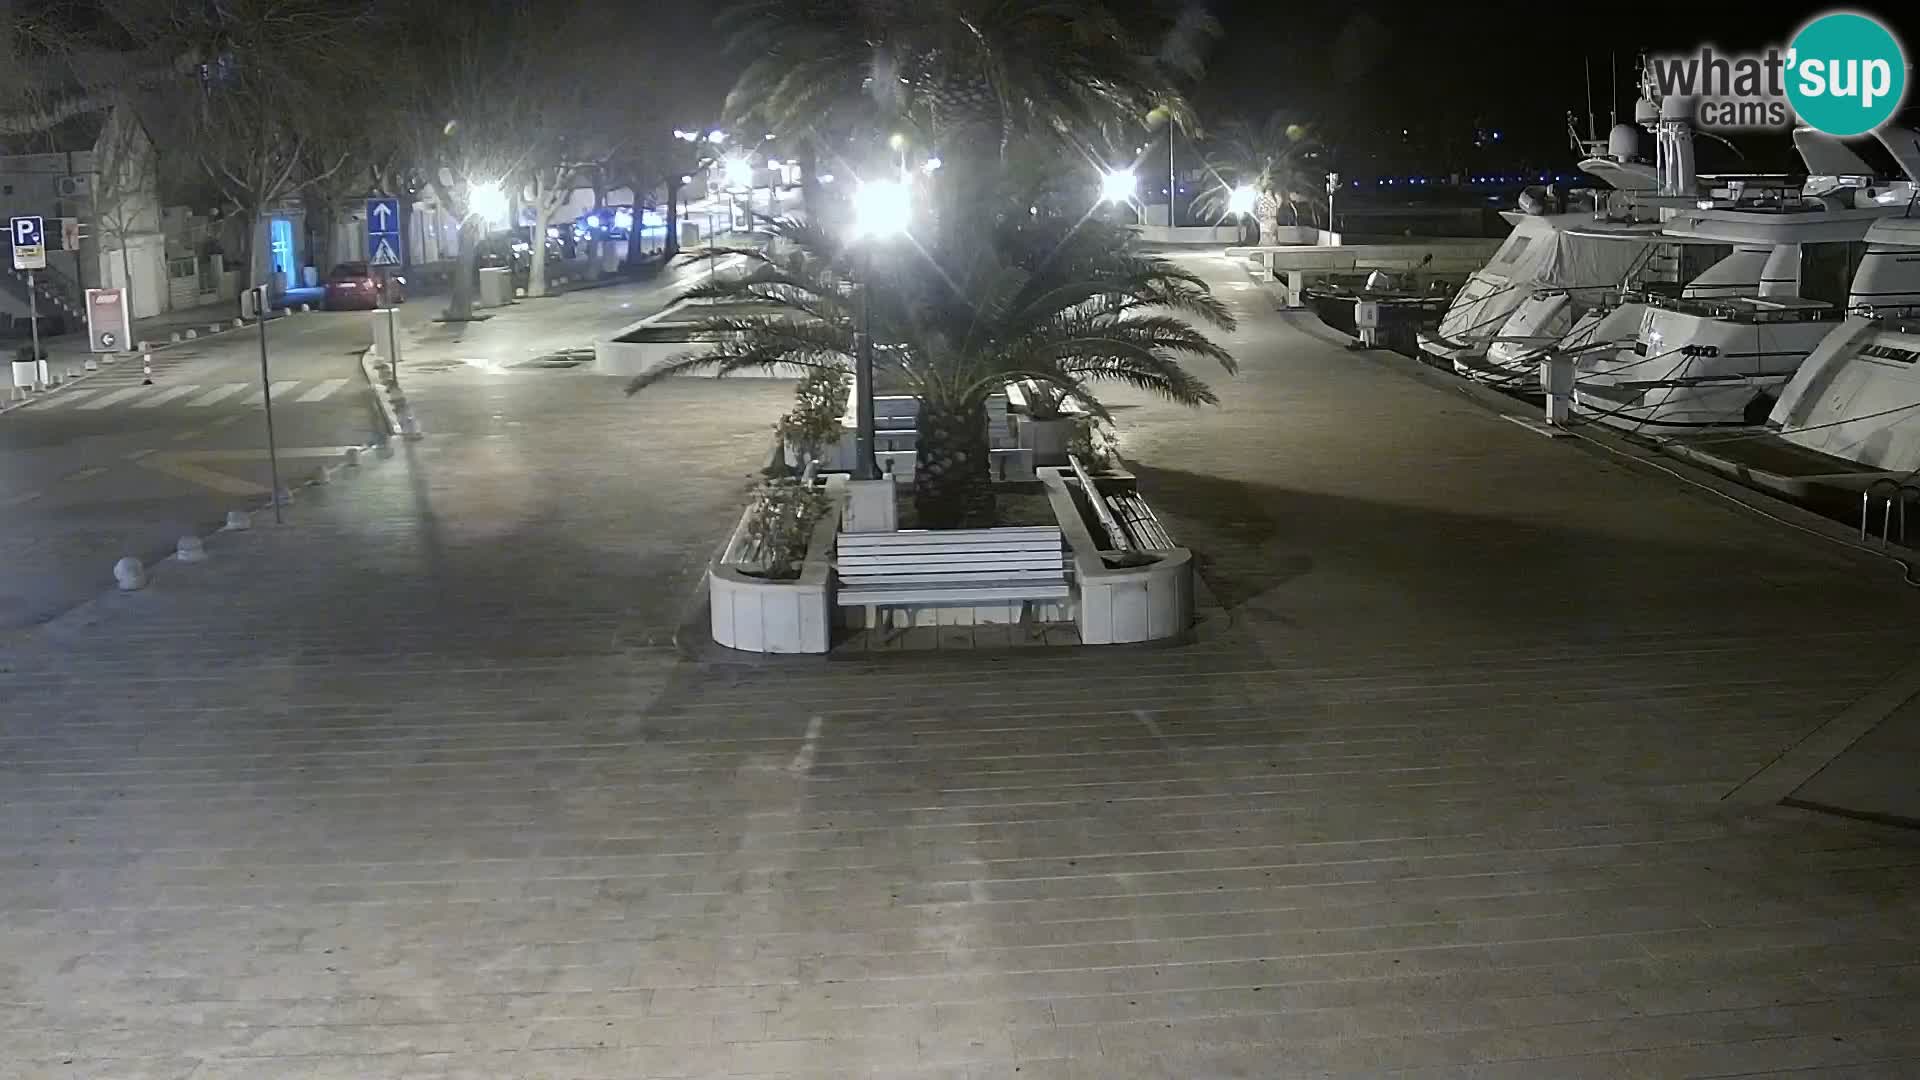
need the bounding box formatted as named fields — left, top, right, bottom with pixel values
left=1787, top=13, right=1907, bottom=137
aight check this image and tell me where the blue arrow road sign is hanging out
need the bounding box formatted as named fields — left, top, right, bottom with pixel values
left=365, top=198, right=401, bottom=266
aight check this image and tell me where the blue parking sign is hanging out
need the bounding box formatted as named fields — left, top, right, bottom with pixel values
left=10, top=215, right=45, bottom=270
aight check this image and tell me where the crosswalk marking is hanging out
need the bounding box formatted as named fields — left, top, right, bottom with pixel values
left=188, top=384, right=248, bottom=407
left=131, top=384, right=201, bottom=408
left=296, top=378, right=350, bottom=402
left=246, top=380, right=302, bottom=404
left=78, top=386, right=152, bottom=410
left=23, top=389, right=105, bottom=410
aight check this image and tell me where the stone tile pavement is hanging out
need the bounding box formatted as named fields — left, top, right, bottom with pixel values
left=2, top=255, right=1920, bottom=1078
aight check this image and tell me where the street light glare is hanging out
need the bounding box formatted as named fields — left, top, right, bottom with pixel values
left=852, top=179, right=911, bottom=239
left=723, top=157, right=753, bottom=188
left=1099, top=167, right=1136, bottom=204
left=707, top=130, right=727, bottom=144
left=921, top=156, right=942, bottom=174
left=469, top=181, right=508, bottom=225
left=1227, top=184, right=1258, bottom=215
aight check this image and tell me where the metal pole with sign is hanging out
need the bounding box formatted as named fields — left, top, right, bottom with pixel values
left=253, top=286, right=285, bottom=524
left=12, top=215, right=47, bottom=388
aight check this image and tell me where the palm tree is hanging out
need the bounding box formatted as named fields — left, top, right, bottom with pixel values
left=626, top=187, right=1235, bottom=528
left=722, top=0, right=1211, bottom=161
left=1196, top=113, right=1324, bottom=243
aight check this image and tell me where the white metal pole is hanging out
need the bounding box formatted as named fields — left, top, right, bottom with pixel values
left=27, top=271, right=43, bottom=387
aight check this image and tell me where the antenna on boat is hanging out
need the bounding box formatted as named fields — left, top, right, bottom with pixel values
left=1585, top=57, right=1597, bottom=144
left=1610, top=52, right=1618, bottom=128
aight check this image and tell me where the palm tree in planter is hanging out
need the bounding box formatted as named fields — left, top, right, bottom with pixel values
left=1196, top=112, right=1323, bottom=244
left=626, top=204, right=1236, bottom=529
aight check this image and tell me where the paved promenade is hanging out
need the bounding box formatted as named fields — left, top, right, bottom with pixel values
left=2, top=253, right=1918, bottom=1078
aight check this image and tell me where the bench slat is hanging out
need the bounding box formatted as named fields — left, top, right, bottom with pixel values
left=844, top=568, right=1065, bottom=585
left=839, top=526, right=1059, bottom=546
left=838, top=583, right=1070, bottom=605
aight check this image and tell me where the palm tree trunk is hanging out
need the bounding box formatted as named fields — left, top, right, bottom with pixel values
left=913, top=400, right=994, bottom=529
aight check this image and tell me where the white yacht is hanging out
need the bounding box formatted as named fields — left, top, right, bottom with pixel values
left=1757, top=216, right=1920, bottom=473
left=1572, top=177, right=1919, bottom=431
left=1419, top=123, right=1662, bottom=374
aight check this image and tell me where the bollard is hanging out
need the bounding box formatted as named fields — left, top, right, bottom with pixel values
left=168, top=331, right=181, bottom=344
left=344, top=446, right=363, bottom=467
left=312, top=465, right=331, bottom=486
left=176, top=535, right=207, bottom=563
left=233, top=318, right=245, bottom=329
left=141, top=354, right=153, bottom=385
left=273, top=486, right=293, bottom=507
left=183, top=328, right=197, bottom=340
left=83, top=356, right=98, bottom=372
left=207, top=323, right=221, bottom=335
left=224, top=510, right=252, bottom=531
left=113, top=557, right=147, bottom=591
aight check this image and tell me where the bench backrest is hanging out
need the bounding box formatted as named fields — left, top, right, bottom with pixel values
left=837, top=527, right=1064, bottom=581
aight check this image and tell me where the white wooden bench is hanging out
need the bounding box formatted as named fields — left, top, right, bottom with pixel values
left=835, top=527, right=1069, bottom=628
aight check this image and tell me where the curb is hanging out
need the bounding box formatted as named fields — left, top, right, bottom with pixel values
left=360, top=346, right=422, bottom=439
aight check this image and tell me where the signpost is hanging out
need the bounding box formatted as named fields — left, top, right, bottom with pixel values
left=365, top=197, right=401, bottom=270
left=250, top=284, right=285, bottom=524
left=11, top=215, right=47, bottom=387
left=86, top=288, right=130, bottom=353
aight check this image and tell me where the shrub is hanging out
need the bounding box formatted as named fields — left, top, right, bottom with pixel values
left=743, top=478, right=829, bottom=580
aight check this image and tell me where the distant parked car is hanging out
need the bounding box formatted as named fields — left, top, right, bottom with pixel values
left=475, top=229, right=567, bottom=292
left=323, top=262, right=405, bottom=310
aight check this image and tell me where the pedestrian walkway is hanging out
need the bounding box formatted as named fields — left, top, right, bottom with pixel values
left=10, top=376, right=353, bottom=412
left=3, top=253, right=1920, bottom=1078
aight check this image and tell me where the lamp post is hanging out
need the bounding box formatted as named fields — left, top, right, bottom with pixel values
left=849, top=178, right=911, bottom=481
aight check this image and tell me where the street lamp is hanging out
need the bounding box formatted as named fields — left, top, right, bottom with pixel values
left=848, top=179, right=911, bottom=480
left=1227, top=184, right=1257, bottom=216
left=469, top=181, right=508, bottom=227
left=1099, top=167, right=1137, bottom=204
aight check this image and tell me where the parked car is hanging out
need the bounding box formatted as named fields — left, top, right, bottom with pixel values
left=474, top=229, right=567, bottom=292
left=323, top=262, right=405, bottom=310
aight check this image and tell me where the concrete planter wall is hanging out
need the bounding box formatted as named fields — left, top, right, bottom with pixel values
left=1040, top=468, right=1194, bottom=645
left=1020, top=417, right=1074, bottom=466
left=708, top=480, right=845, bottom=654
left=595, top=297, right=806, bottom=378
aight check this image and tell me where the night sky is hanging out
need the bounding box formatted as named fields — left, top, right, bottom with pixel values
left=655, top=2, right=1920, bottom=180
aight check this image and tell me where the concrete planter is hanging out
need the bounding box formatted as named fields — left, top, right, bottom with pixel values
left=595, top=298, right=810, bottom=378
left=708, top=480, right=845, bottom=654
left=1020, top=417, right=1074, bottom=466
left=1040, top=468, right=1193, bottom=644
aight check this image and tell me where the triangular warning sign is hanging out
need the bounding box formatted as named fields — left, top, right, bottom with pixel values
left=370, top=237, right=400, bottom=265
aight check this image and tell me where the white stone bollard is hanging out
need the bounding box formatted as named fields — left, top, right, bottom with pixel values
left=312, top=466, right=331, bottom=486
left=344, top=446, right=363, bottom=466
left=113, top=557, right=147, bottom=591
left=207, top=323, right=221, bottom=334
left=176, top=535, right=207, bottom=562
left=225, top=510, right=251, bottom=531
left=83, top=356, right=98, bottom=371
left=183, top=328, right=197, bottom=340
left=233, top=318, right=245, bottom=329
left=168, top=331, right=181, bottom=344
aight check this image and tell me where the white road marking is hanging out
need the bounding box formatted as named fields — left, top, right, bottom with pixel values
left=25, top=389, right=107, bottom=410
left=296, top=378, right=350, bottom=402
left=77, top=386, right=151, bottom=410
left=131, top=384, right=201, bottom=408
left=188, top=384, right=248, bottom=407
left=246, top=380, right=302, bottom=404
left=0, top=491, right=42, bottom=507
